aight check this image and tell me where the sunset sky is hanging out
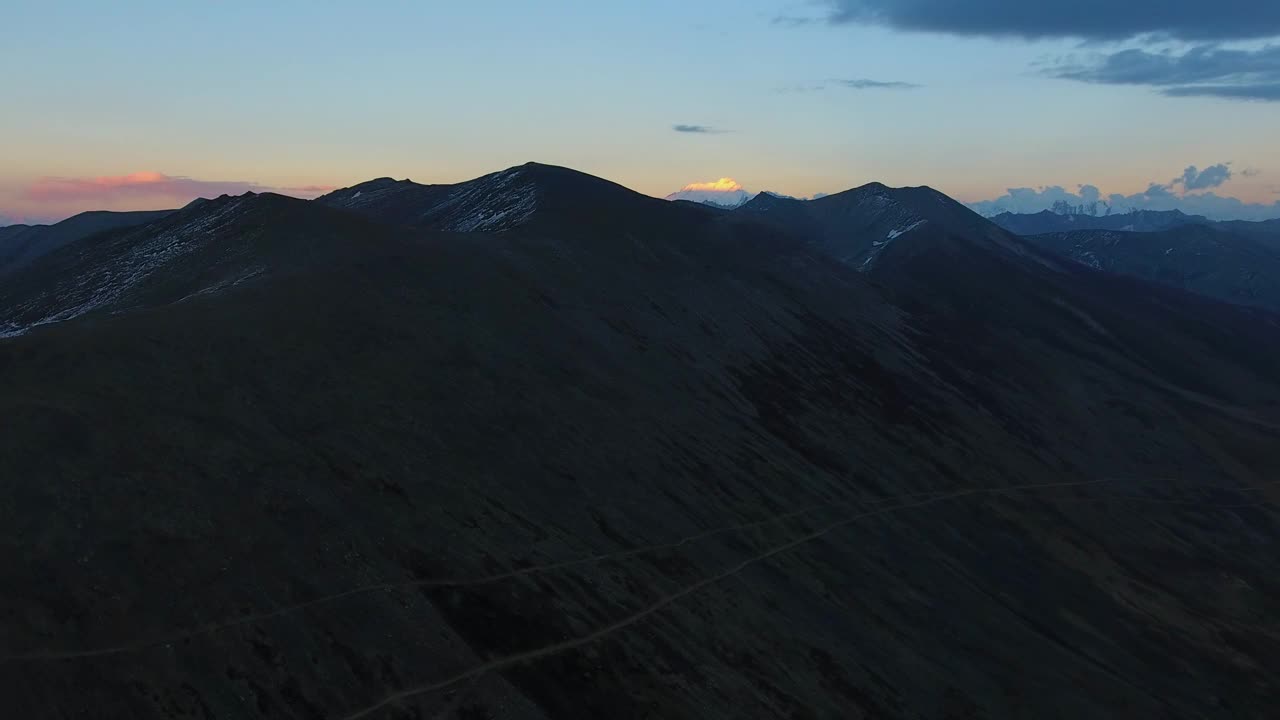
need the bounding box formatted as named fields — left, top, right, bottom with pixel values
left=4, top=0, right=1279, bottom=224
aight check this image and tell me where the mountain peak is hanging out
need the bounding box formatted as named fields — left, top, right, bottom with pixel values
left=740, top=178, right=1064, bottom=273
left=739, top=191, right=804, bottom=213
left=853, top=181, right=891, bottom=193
left=317, top=163, right=675, bottom=232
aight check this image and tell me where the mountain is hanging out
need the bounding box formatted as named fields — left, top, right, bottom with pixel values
left=0, top=224, right=39, bottom=255
left=0, top=193, right=394, bottom=338
left=693, top=195, right=752, bottom=210
left=738, top=181, right=1056, bottom=273
left=317, top=162, right=709, bottom=232
left=990, top=208, right=1212, bottom=235
left=740, top=179, right=1280, bottom=433
left=3, top=165, right=1280, bottom=719
left=0, top=209, right=174, bottom=276
left=1217, top=218, right=1280, bottom=252
left=1022, top=225, right=1280, bottom=313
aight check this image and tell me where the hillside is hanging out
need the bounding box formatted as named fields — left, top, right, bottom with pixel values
left=2, top=166, right=1278, bottom=720
left=0, top=209, right=174, bottom=276
left=1022, top=225, right=1280, bottom=313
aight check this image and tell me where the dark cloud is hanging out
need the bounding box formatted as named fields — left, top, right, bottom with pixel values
left=1242, top=168, right=1263, bottom=178
left=1047, top=44, right=1280, bottom=101
left=776, top=79, right=921, bottom=93
left=1161, top=83, right=1280, bottom=101
left=1051, top=45, right=1280, bottom=85
left=672, top=124, right=727, bottom=134
left=774, top=84, right=828, bottom=94
left=1174, top=164, right=1232, bottom=191
left=832, top=78, right=922, bottom=90
left=967, top=164, right=1280, bottom=221
left=772, top=16, right=818, bottom=28
left=790, top=3, right=1280, bottom=101
left=817, top=1, right=1280, bottom=41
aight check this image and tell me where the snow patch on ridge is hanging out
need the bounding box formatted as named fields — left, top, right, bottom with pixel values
left=0, top=197, right=253, bottom=338
left=436, top=167, right=538, bottom=232
left=322, top=179, right=409, bottom=211
left=320, top=169, right=539, bottom=232
left=174, top=264, right=267, bottom=305
left=859, top=218, right=928, bottom=272
left=887, top=219, right=927, bottom=240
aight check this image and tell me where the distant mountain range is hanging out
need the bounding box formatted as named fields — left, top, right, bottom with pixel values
left=979, top=208, right=1280, bottom=312
left=0, top=209, right=174, bottom=276
left=989, top=208, right=1214, bottom=234
left=3, top=163, right=1279, bottom=719
left=989, top=207, right=1280, bottom=237
left=1022, top=225, right=1280, bottom=312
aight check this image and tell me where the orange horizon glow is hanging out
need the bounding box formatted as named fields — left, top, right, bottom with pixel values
left=0, top=171, right=338, bottom=222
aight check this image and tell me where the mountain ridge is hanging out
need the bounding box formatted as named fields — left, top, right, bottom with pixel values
left=319, top=162, right=709, bottom=233
left=1021, top=224, right=1280, bottom=313
left=0, top=209, right=175, bottom=276
left=3, top=161, right=1280, bottom=719
left=990, top=208, right=1230, bottom=235
left=738, top=179, right=1070, bottom=274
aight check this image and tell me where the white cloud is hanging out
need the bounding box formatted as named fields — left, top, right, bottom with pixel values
left=967, top=163, right=1280, bottom=221
left=665, top=178, right=753, bottom=207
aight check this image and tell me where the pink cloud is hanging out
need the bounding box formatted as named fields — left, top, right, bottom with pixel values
left=24, top=172, right=335, bottom=204
left=0, top=210, right=59, bottom=226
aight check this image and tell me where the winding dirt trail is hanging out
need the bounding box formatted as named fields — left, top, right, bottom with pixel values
left=343, top=477, right=1269, bottom=720
left=3, top=477, right=1270, bottom=674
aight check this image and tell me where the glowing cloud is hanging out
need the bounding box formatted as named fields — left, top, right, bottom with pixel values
left=678, top=178, right=745, bottom=193
left=666, top=178, right=753, bottom=207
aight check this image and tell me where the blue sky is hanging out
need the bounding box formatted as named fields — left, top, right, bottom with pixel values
left=3, top=0, right=1279, bottom=223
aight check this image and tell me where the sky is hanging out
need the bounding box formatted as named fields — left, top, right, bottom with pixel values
left=3, top=0, right=1280, bottom=224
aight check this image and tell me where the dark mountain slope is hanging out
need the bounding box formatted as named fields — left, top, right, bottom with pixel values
left=0, top=224, right=36, bottom=242
left=0, top=209, right=174, bottom=276
left=803, top=187, right=1280, bottom=434
left=0, top=193, right=399, bottom=338
left=314, top=176, right=458, bottom=225
left=1021, top=225, right=1280, bottom=312
left=1217, top=218, right=1280, bottom=252
left=1, top=173, right=1279, bottom=719
left=0, top=225, right=41, bottom=266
